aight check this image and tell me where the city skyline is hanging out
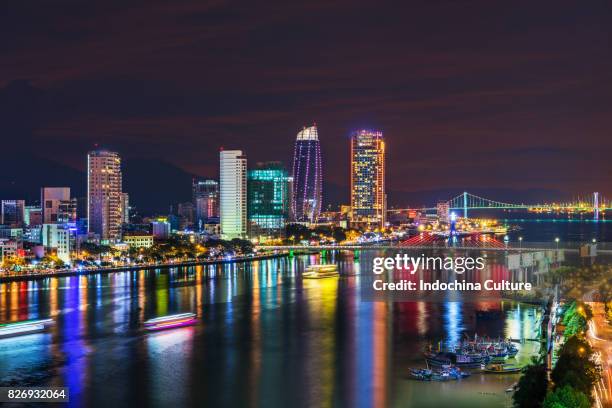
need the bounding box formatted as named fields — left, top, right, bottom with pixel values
left=3, top=1, right=612, bottom=203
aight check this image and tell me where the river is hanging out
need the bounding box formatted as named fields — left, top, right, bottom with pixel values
left=0, top=252, right=542, bottom=408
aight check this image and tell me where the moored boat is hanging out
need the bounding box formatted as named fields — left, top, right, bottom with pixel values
left=410, top=365, right=470, bottom=381
left=424, top=351, right=485, bottom=368
left=144, top=313, right=197, bottom=331
left=0, top=318, right=53, bottom=338
left=483, top=363, right=522, bottom=374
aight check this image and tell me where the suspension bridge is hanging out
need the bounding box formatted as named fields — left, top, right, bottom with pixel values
left=388, top=191, right=611, bottom=219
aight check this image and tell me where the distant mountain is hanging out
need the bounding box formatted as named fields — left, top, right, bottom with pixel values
left=0, top=156, right=85, bottom=203
left=0, top=156, right=197, bottom=215
left=123, top=158, right=196, bottom=214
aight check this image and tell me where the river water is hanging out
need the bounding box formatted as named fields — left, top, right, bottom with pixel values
left=0, top=252, right=542, bottom=408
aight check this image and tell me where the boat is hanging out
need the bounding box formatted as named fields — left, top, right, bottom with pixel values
left=488, top=351, right=508, bottom=363
left=424, top=351, right=485, bottom=368
left=409, top=368, right=433, bottom=381
left=144, top=313, right=197, bottom=331
left=0, top=319, right=53, bottom=338
left=409, top=366, right=470, bottom=381
left=303, top=264, right=339, bottom=279
left=483, top=363, right=522, bottom=374
left=507, top=344, right=519, bottom=357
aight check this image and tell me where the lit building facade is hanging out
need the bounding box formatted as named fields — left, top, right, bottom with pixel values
left=87, top=150, right=123, bottom=242
left=220, top=150, right=247, bottom=239
left=1, top=200, right=25, bottom=227
left=41, top=187, right=76, bottom=224
left=24, top=206, right=42, bottom=227
left=436, top=201, right=450, bottom=224
left=42, top=223, right=76, bottom=264
left=123, top=234, right=154, bottom=248
left=151, top=220, right=171, bottom=239
left=350, top=129, right=386, bottom=229
left=120, top=193, right=130, bottom=224
left=192, top=178, right=219, bottom=228
left=291, top=125, right=322, bottom=223
left=247, top=162, right=290, bottom=238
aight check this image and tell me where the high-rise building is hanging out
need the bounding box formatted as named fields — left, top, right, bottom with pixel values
left=436, top=201, right=450, bottom=224
left=151, top=219, right=171, bottom=239
left=291, top=124, right=322, bottom=223
left=87, top=150, right=123, bottom=241
left=192, top=178, right=219, bottom=228
left=220, top=149, right=247, bottom=239
left=247, top=162, right=291, bottom=238
left=41, top=187, right=76, bottom=224
left=1, top=200, right=25, bottom=227
left=350, top=129, right=386, bottom=229
left=177, top=202, right=195, bottom=229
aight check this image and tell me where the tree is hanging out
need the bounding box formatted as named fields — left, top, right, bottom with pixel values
left=332, top=227, right=347, bottom=243
left=551, top=336, right=599, bottom=399
left=564, top=313, right=587, bottom=337
left=543, top=386, right=590, bottom=408
left=513, top=359, right=548, bottom=408
left=231, top=238, right=253, bottom=254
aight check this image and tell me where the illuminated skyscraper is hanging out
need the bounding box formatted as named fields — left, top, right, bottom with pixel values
left=247, top=162, right=290, bottom=238
left=291, top=124, right=322, bottom=223
left=87, top=150, right=123, bottom=241
left=350, top=129, right=386, bottom=229
left=220, top=149, right=247, bottom=239
left=192, top=178, right=219, bottom=228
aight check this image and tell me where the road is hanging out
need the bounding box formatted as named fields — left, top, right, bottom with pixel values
left=587, top=301, right=612, bottom=408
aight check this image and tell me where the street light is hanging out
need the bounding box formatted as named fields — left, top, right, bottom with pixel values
left=519, top=236, right=523, bottom=250
left=555, top=237, right=560, bottom=250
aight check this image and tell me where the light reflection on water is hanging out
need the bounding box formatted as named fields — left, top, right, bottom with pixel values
left=0, top=252, right=541, bottom=407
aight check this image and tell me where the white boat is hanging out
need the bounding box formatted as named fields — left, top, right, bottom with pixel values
left=303, top=264, right=339, bottom=279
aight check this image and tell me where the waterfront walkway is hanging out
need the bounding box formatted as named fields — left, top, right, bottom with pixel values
left=0, top=251, right=289, bottom=283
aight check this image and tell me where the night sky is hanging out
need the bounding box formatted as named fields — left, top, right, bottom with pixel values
left=2, top=1, right=612, bottom=210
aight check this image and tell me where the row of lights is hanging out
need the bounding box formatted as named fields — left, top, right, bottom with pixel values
left=502, top=235, right=597, bottom=246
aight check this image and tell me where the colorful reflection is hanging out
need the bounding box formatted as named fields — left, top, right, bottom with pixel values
left=0, top=251, right=542, bottom=408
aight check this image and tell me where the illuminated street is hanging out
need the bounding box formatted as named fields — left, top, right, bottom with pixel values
left=588, top=302, right=612, bottom=408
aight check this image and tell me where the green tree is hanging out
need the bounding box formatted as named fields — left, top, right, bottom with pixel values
left=551, top=336, right=599, bottom=399
left=332, top=227, right=347, bottom=243
left=513, top=360, right=548, bottom=408
left=543, top=386, right=590, bottom=408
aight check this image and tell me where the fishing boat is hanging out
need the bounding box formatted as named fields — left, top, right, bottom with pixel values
left=483, top=363, right=522, bottom=374
left=424, top=351, right=485, bottom=368
left=409, top=368, right=433, bottom=381
left=488, top=351, right=508, bottom=363
left=303, top=264, right=339, bottom=279
left=507, top=344, right=519, bottom=357
left=144, top=313, right=197, bottom=331
left=0, top=319, right=53, bottom=338
left=409, top=366, right=470, bottom=381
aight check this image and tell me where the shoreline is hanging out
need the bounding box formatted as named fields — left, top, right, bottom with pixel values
left=0, top=251, right=291, bottom=283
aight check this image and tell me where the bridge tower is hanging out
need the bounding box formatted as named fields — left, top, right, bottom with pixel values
left=463, top=191, right=468, bottom=219
left=594, top=192, right=599, bottom=220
